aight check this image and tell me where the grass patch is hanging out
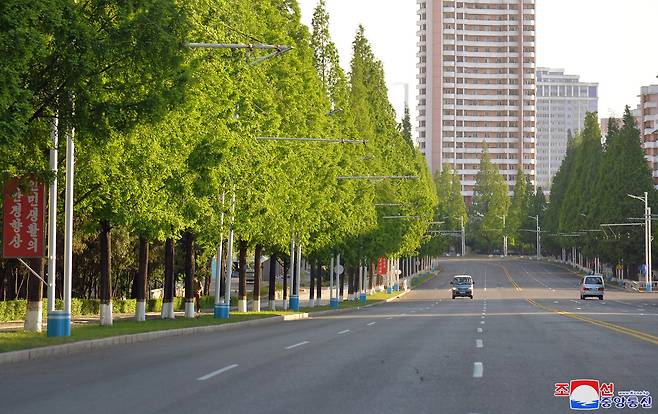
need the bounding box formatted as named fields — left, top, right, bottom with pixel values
left=300, top=289, right=405, bottom=313
left=411, top=272, right=436, bottom=287
left=0, top=312, right=286, bottom=354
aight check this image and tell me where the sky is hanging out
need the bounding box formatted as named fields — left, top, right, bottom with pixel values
left=298, top=0, right=658, bottom=130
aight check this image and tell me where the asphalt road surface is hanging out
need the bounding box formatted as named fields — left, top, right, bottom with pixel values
left=2, top=258, right=657, bottom=414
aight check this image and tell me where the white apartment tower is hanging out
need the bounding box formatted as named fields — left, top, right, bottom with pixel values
left=536, top=68, right=598, bottom=193
left=417, top=0, right=536, bottom=202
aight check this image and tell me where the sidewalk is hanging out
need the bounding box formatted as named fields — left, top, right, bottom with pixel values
left=0, top=269, right=432, bottom=333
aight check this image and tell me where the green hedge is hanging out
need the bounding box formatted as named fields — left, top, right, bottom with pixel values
left=0, top=296, right=222, bottom=322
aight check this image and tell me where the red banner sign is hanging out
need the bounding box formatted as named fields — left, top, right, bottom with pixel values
left=2, top=177, right=46, bottom=258
left=377, top=257, right=388, bottom=275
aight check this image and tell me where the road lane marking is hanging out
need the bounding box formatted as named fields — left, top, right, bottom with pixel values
left=481, top=315, right=485, bottom=319
left=526, top=298, right=658, bottom=345
left=473, top=362, right=483, bottom=378
left=476, top=339, right=483, bottom=348
left=386, top=317, right=393, bottom=320
left=480, top=321, right=485, bottom=324
left=337, top=330, right=350, bottom=335
left=285, top=341, right=310, bottom=350
left=197, top=364, right=239, bottom=381
left=367, top=322, right=376, bottom=326
left=495, top=264, right=522, bottom=291
left=477, top=327, right=483, bottom=333
left=570, top=300, right=579, bottom=304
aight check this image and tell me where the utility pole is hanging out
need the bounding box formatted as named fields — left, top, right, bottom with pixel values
left=528, top=215, right=540, bottom=259
left=460, top=216, right=466, bottom=257
left=498, top=214, right=507, bottom=257
left=628, top=192, right=652, bottom=292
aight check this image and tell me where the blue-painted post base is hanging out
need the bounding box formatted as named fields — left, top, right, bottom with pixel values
left=359, top=293, right=367, bottom=304
left=330, top=297, right=339, bottom=309
left=386, top=286, right=393, bottom=294
left=289, top=295, right=300, bottom=311
left=214, top=303, right=230, bottom=319
left=47, top=312, right=71, bottom=337
left=647, top=283, right=653, bottom=293
left=394, top=283, right=400, bottom=291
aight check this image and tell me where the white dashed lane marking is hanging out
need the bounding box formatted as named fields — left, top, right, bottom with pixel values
left=476, top=339, right=483, bottom=348
left=285, top=341, right=310, bottom=350
left=473, top=362, right=484, bottom=378
left=367, top=322, right=376, bottom=326
left=197, top=364, right=239, bottom=381
left=337, top=330, right=350, bottom=335
left=477, top=327, right=483, bottom=333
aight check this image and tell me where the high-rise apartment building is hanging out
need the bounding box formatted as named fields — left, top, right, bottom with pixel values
left=640, top=85, right=658, bottom=188
left=417, top=0, right=536, bottom=201
left=536, top=68, right=598, bottom=193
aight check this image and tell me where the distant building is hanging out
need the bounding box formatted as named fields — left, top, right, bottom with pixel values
left=416, top=0, right=536, bottom=203
left=600, top=106, right=641, bottom=139
left=535, top=68, right=597, bottom=193
left=640, top=85, right=658, bottom=188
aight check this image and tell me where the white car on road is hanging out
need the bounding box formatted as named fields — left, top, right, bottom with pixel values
left=580, top=275, right=604, bottom=300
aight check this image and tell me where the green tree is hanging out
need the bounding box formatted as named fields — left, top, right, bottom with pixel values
left=470, top=146, right=510, bottom=252
left=507, top=169, right=528, bottom=247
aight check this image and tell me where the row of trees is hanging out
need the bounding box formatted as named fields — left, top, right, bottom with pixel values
left=543, top=108, right=656, bottom=275
left=0, top=0, right=438, bottom=325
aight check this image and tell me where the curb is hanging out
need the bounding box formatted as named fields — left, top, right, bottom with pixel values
left=0, top=313, right=308, bottom=366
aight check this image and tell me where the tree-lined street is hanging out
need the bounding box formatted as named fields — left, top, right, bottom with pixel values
left=2, top=258, right=656, bottom=414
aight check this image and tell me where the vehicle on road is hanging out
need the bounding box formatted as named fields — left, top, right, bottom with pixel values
left=451, top=275, right=474, bottom=299
left=580, top=274, right=605, bottom=300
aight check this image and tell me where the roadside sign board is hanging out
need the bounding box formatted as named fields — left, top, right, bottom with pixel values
left=2, top=177, right=46, bottom=258
left=334, top=264, right=344, bottom=275
left=377, top=257, right=388, bottom=275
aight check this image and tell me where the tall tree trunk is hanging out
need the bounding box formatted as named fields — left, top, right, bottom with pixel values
left=238, top=239, right=248, bottom=312
left=368, top=261, right=375, bottom=293
left=309, top=261, right=316, bottom=307
left=99, top=220, right=113, bottom=326
left=135, top=236, right=148, bottom=321
left=348, top=266, right=355, bottom=299
left=24, top=257, right=44, bottom=332
left=282, top=256, right=289, bottom=308
left=220, top=239, right=227, bottom=298
left=183, top=231, right=195, bottom=318
left=338, top=265, right=344, bottom=298
left=161, top=237, right=175, bottom=319
left=316, top=260, right=322, bottom=304
left=252, top=244, right=262, bottom=312
left=268, top=252, right=277, bottom=310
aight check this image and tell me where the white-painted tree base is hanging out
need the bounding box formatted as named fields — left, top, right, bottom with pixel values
left=269, top=300, right=276, bottom=311
left=185, top=301, right=195, bottom=318
left=238, top=299, right=247, bottom=312
left=161, top=301, right=175, bottom=319
left=283, top=300, right=288, bottom=310
left=100, top=303, right=113, bottom=326
left=308, top=299, right=314, bottom=308
left=252, top=299, right=260, bottom=312
left=24, top=301, right=43, bottom=332
left=135, top=301, right=146, bottom=321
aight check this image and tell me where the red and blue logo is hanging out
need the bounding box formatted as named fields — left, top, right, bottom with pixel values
left=554, top=379, right=615, bottom=410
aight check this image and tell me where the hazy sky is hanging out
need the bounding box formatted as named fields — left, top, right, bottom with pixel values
left=298, top=0, right=658, bottom=128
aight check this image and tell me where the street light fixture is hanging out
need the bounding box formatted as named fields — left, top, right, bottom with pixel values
left=627, top=192, right=652, bottom=292
left=528, top=215, right=541, bottom=259
left=497, top=213, right=507, bottom=257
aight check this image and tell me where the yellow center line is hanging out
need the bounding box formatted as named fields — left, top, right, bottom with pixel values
left=494, top=263, right=522, bottom=292
left=526, top=298, right=658, bottom=346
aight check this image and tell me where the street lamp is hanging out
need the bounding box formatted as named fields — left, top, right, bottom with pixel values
left=628, top=192, right=652, bottom=292
left=497, top=214, right=507, bottom=257
left=528, top=215, right=541, bottom=259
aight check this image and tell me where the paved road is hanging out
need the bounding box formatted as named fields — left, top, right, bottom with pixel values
left=2, top=258, right=657, bottom=413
